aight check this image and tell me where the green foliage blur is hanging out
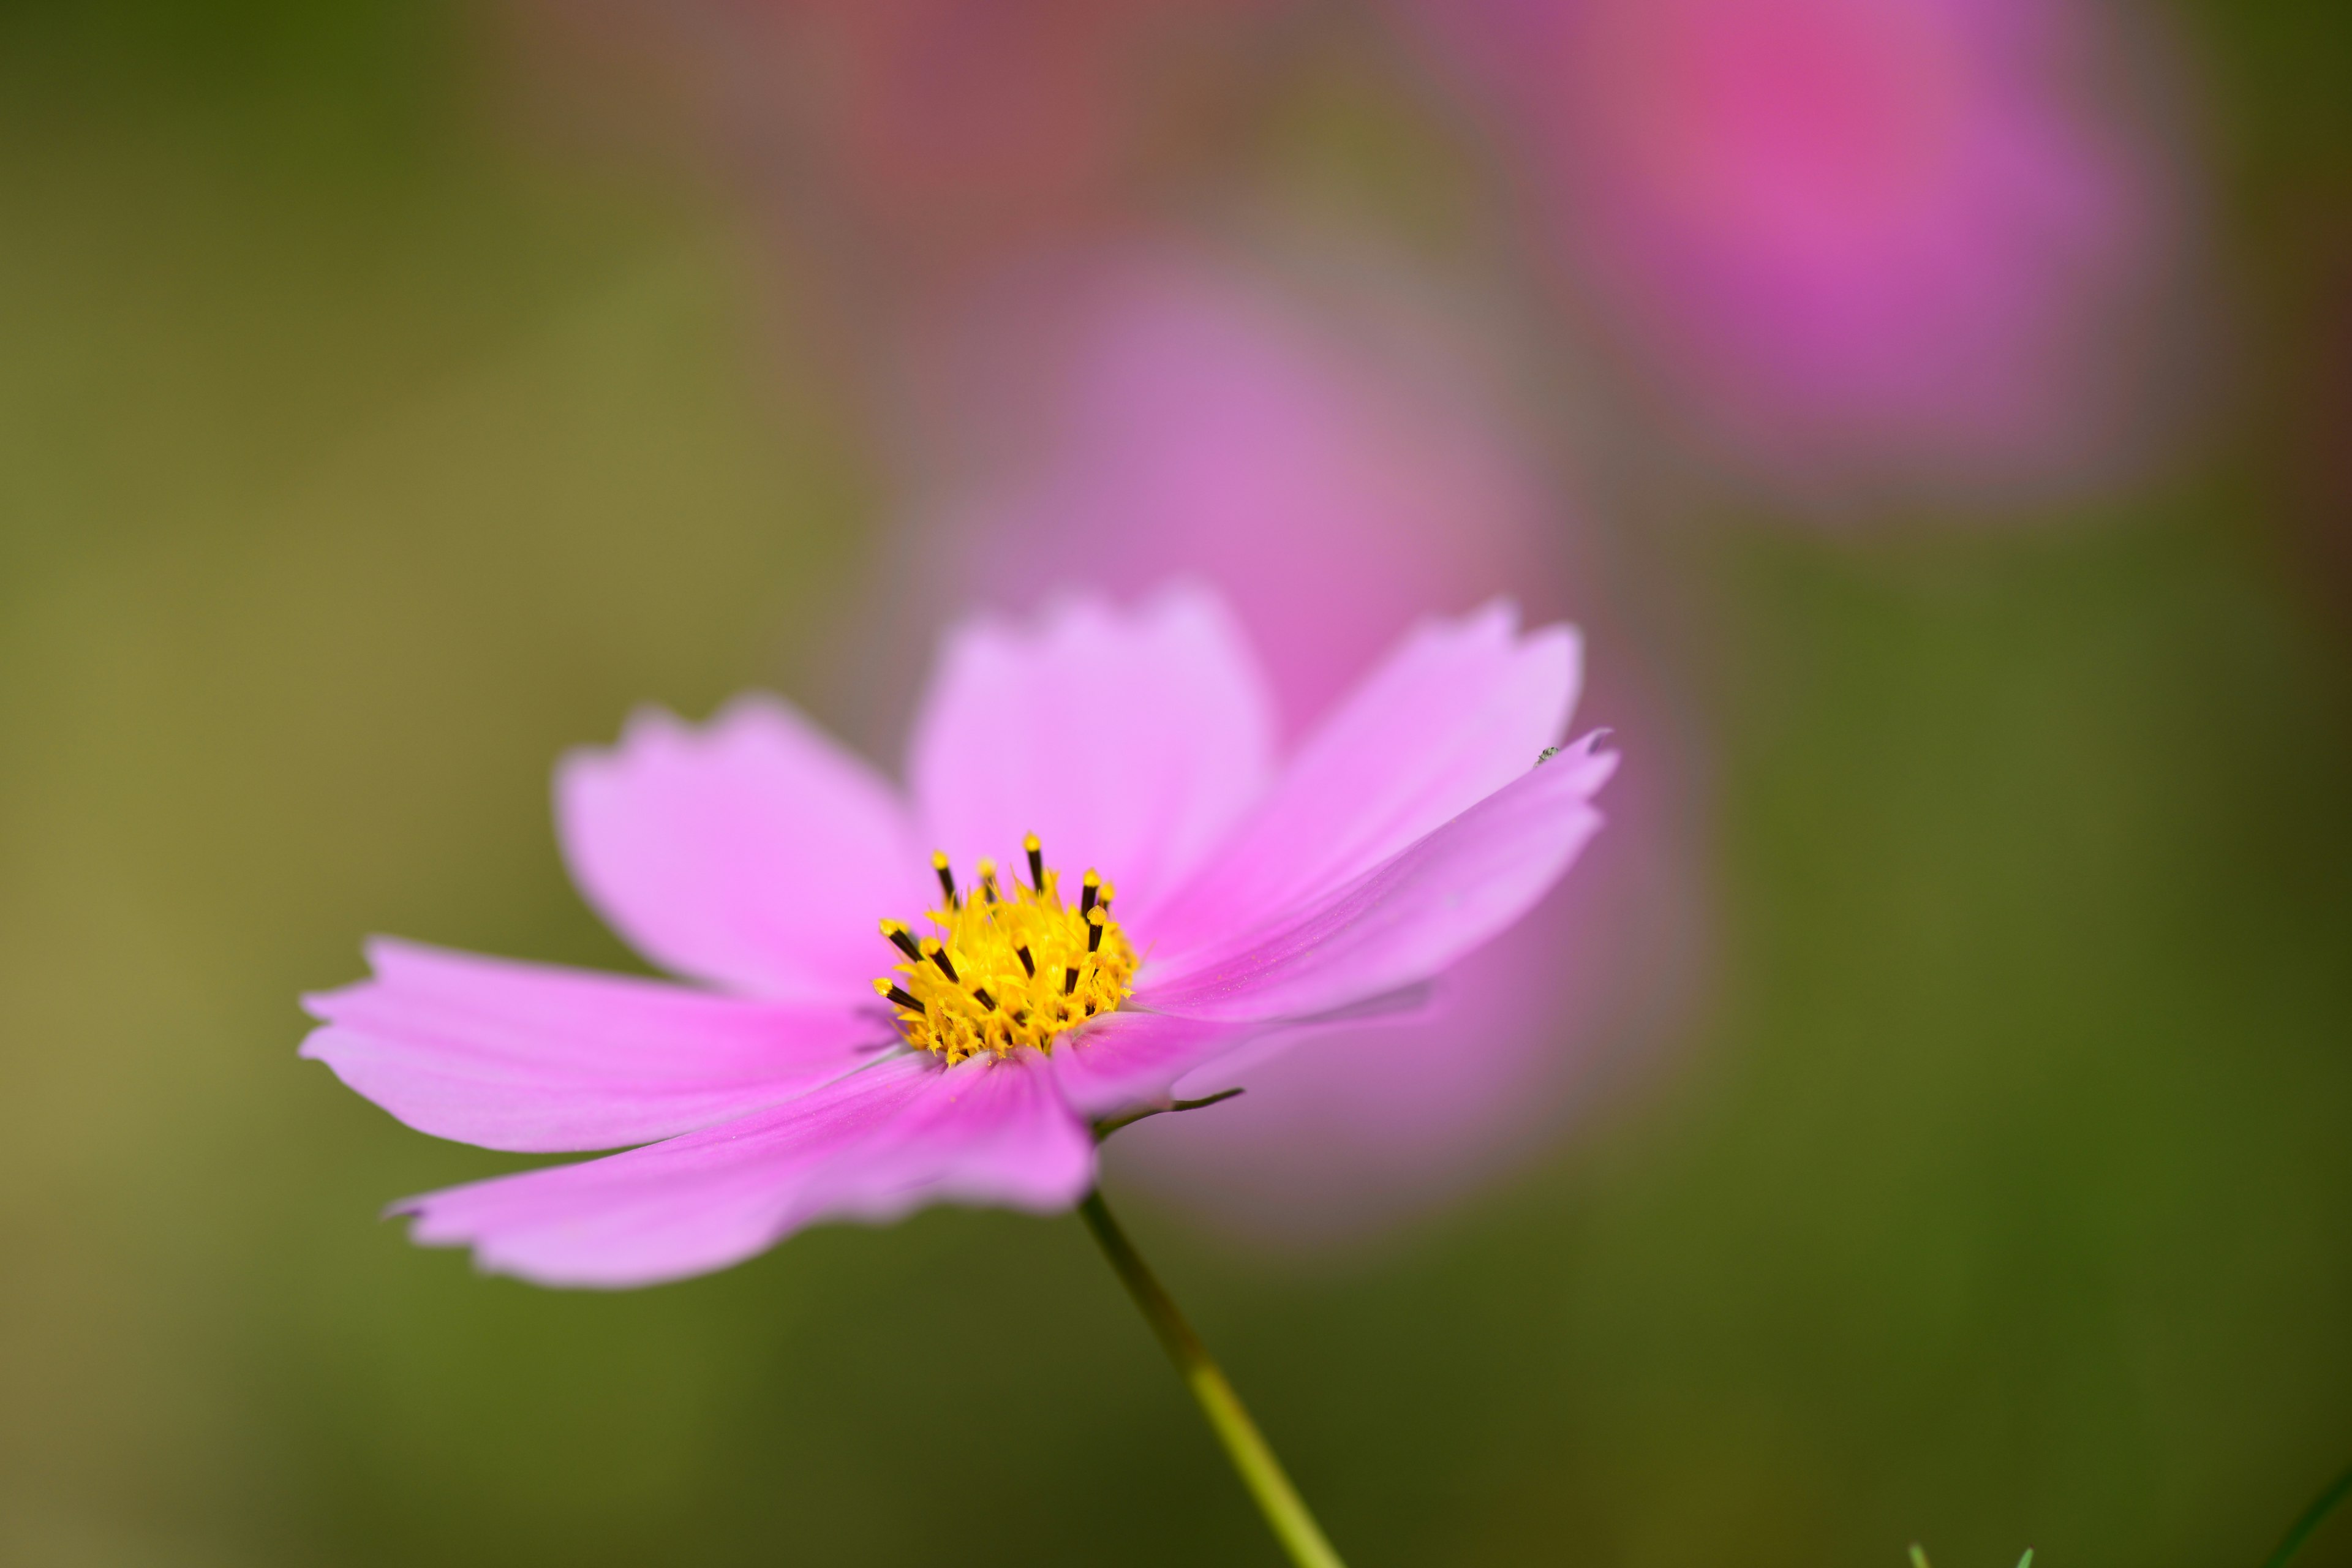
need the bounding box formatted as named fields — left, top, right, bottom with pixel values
left=2, top=2, right=2348, bottom=1564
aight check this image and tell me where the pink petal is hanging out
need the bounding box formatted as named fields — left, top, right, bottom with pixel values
left=1045, top=1010, right=1257, bottom=1119
left=1146, top=603, right=1580, bottom=960
left=396, top=1052, right=1095, bottom=1289
left=557, top=696, right=932, bottom=998
left=804, top=1047, right=1099, bottom=1226
left=301, top=938, right=890, bottom=1153
left=398, top=1055, right=936, bottom=1289
left=1139, top=732, right=1617, bottom=1023
left=1044, top=988, right=1433, bottom=1120
left=906, top=585, right=1276, bottom=925
left=1116, top=910, right=1605, bottom=1240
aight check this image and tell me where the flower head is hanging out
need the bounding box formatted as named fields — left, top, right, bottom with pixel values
left=303, top=587, right=1613, bottom=1287
left=872, top=842, right=1140, bottom=1062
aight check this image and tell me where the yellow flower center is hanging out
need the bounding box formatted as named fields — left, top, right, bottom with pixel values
left=873, top=834, right=1139, bottom=1064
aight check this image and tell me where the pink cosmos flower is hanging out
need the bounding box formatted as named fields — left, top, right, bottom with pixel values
left=303, top=587, right=1615, bottom=1287
left=1399, top=0, right=2184, bottom=497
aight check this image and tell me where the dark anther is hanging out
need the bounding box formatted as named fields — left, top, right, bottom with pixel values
left=1083, top=1001, right=1096, bottom=1017
left=1024, top=834, right=1044, bottom=891
left=1016, top=944, right=1036, bottom=978
left=972, top=987, right=998, bottom=1012
left=923, top=940, right=960, bottom=984
left=1079, top=869, right=1100, bottom=916
left=883, top=921, right=923, bottom=962
left=1087, top=910, right=1105, bottom=954
left=881, top=984, right=923, bottom=1012
left=931, top=851, right=958, bottom=907
left=1063, top=965, right=1079, bottom=995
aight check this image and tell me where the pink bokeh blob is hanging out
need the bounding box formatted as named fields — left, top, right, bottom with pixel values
left=1402, top=0, right=2190, bottom=500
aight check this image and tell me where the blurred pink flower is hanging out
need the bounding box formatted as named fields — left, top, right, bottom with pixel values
left=909, top=247, right=1564, bottom=728
left=516, top=0, right=1289, bottom=288
left=302, top=588, right=1613, bottom=1287
left=886, top=244, right=1700, bottom=1243
left=1401, top=0, right=2184, bottom=497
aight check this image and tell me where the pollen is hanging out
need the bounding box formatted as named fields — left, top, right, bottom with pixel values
left=872, top=836, right=1139, bottom=1064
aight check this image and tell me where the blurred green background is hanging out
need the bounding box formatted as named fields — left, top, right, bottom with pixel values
left=3, top=2, right=2349, bottom=1564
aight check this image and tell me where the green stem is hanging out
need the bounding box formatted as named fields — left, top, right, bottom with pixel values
left=1078, top=1188, right=1349, bottom=1568
left=2262, top=1462, right=2352, bottom=1568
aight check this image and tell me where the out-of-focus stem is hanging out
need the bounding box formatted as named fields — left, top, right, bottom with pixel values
left=2263, top=1462, right=2352, bottom=1568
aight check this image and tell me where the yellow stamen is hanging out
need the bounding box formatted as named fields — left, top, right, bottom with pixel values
left=874, top=837, right=1139, bottom=1063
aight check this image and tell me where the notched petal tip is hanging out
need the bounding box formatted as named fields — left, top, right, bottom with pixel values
left=557, top=701, right=695, bottom=782
left=298, top=940, right=894, bottom=1153
left=296, top=991, right=352, bottom=1032
left=296, top=932, right=412, bottom=1027
left=910, top=581, right=1278, bottom=927
left=555, top=685, right=928, bottom=998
